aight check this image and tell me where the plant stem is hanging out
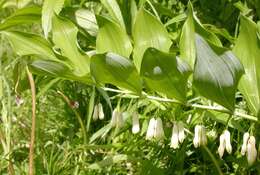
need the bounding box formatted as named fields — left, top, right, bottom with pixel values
left=102, top=87, right=258, bottom=122
left=57, top=91, right=87, bottom=144
left=26, top=66, right=36, bottom=175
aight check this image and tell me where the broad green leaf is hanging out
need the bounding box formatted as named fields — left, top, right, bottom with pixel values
left=179, top=2, right=222, bottom=69
left=75, top=9, right=98, bottom=36
left=0, top=6, right=41, bottom=30
left=30, top=60, right=93, bottom=84
left=179, top=2, right=195, bottom=68
left=133, top=8, right=172, bottom=71
left=100, top=0, right=125, bottom=30
left=90, top=52, right=142, bottom=95
left=2, top=31, right=57, bottom=61
left=52, top=16, right=90, bottom=76
left=42, top=0, right=65, bottom=38
left=193, top=34, right=244, bottom=111
left=96, top=16, right=132, bottom=58
left=233, top=16, right=260, bottom=116
left=140, top=48, right=191, bottom=103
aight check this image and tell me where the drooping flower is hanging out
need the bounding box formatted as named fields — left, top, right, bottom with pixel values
left=146, top=118, right=156, bottom=140
left=193, top=125, right=207, bottom=148
left=93, top=104, right=99, bottom=121
left=218, top=134, right=226, bottom=158
left=178, top=121, right=185, bottom=143
left=224, top=130, right=232, bottom=154
left=241, top=132, right=250, bottom=156
left=132, top=112, right=140, bottom=134
left=170, top=122, right=179, bottom=149
left=247, top=136, right=257, bottom=166
left=146, top=118, right=164, bottom=140
left=111, top=108, right=123, bottom=128
left=154, top=118, right=165, bottom=140
left=98, top=103, right=104, bottom=120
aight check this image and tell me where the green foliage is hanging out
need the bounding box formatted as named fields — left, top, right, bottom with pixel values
left=1, top=0, right=260, bottom=174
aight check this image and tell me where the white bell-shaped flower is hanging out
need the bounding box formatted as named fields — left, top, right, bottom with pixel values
left=170, top=122, right=179, bottom=149
left=241, top=132, right=250, bottom=156
left=178, top=121, right=185, bottom=143
left=224, top=130, right=232, bottom=154
left=98, top=103, right=104, bottom=120
left=193, top=125, right=207, bottom=148
left=93, top=104, right=99, bottom=121
left=132, top=112, right=140, bottom=134
left=218, top=134, right=226, bottom=158
left=146, top=118, right=156, bottom=140
left=154, top=118, right=165, bottom=140
left=247, top=136, right=257, bottom=166
left=111, top=108, right=123, bottom=128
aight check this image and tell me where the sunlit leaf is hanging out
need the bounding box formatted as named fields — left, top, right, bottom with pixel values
left=133, top=8, right=172, bottom=71
left=140, top=48, right=191, bottom=103
left=233, top=16, right=260, bottom=116
left=90, top=52, right=142, bottom=94
left=0, top=6, right=41, bottom=30
left=75, top=9, right=98, bottom=36
left=100, top=0, right=125, bottom=30
left=96, top=16, right=132, bottom=58
left=42, top=0, right=65, bottom=38
left=193, top=34, right=244, bottom=111
left=52, top=16, right=90, bottom=76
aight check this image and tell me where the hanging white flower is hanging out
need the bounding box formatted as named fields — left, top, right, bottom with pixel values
left=154, top=118, right=165, bottom=140
left=224, top=130, right=232, bottom=154
left=93, top=104, right=99, bottom=121
left=218, top=134, right=226, bottom=158
left=146, top=118, right=156, bottom=140
left=98, top=103, right=104, bottom=120
left=193, top=125, right=207, bottom=148
left=170, top=122, right=179, bottom=149
left=247, top=136, right=257, bottom=166
left=178, top=121, right=185, bottom=143
left=241, top=132, right=250, bottom=156
left=111, top=108, right=123, bottom=128
left=132, top=112, right=140, bottom=134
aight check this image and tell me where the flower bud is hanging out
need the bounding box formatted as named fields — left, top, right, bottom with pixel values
left=170, top=122, right=179, bottom=149
left=241, top=132, right=250, bottom=156
left=247, top=136, right=257, bottom=166
left=98, top=103, right=104, bottom=120
left=200, top=126, right=208, bottom=146
left=132, top=112, right=140, bottom=134
left=178, top=121, right=185, bottom=143
left=224, top=130, right=232, bottom=154
left=218, top=134, right=225, bottom=158
left=154, top=118, right=165, bottom=140
left=146, top=118, right=156, bottom=140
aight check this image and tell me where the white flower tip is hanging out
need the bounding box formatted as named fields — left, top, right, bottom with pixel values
left=132, top=125, right=140, bottom=134
left=218, top=145, right=225, bottom=158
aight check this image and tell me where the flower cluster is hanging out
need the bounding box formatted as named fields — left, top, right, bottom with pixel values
left=193, top=125, right=207, bottom=148
left=241, top=132, right=257, bottom=166
left=218, top=130, right=232, bottom=158
left=170, top=121, right=185, bottom=149
left=93, top=103, right=104, bottom=121
left=146, top=118, right=165, bottom=140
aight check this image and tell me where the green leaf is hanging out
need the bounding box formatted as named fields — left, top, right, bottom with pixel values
left=0, top=6, right=41, bottom=30
left=140, top=48, right=191, bottom=103
left=179, top=2, right=195, bottom=68
left=179, top=2, right=222, bottom=69
left=2, top=31, right=57, bottom=61
left=100, top=0, right=125, bottom=30
left=75, top=9, right=98, bottom=36
left=42, top=0, right=65, bottom=38
left=90, top=52, right=142, bottom=95
left=30, top=60, right=93, bottom=84
left=133, top=8, right=172, bottom=71
left=96, top=16, right=132, bottom=58
left=233, top=16, right=260, bottom=116
left=193, top=34, right=244, bottom=111
left=52, top=16, right=90, bottom=77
